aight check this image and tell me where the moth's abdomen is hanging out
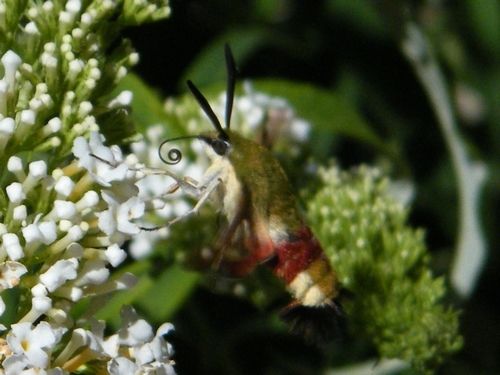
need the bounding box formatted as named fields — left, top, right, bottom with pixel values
left=274, top=226, right=344, bottom=344
left=288, top=257, right=338, bottom=306
left=273, top=227, right=339, bottom=306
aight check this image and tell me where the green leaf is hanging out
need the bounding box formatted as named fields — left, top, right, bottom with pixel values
left=113, top=73, right=184, bottom=134
left=464, top=0, right=500, bottom=57
left=326, top=0, right=387, bottom=38
left=180, top=27, right=272, bottom=88
left=136, top=265, right=200, bottom=322
left=94, top=261, right=153, bottom=328
left=94, top=262, right=199, bottom=327
left=0, top=288, right=21, bottom=327
left=252, top=79, right=391, bottom=156
left=94, top=105, right=136, bottom=145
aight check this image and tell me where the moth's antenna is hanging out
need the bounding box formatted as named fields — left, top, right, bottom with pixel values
left=187, top=80, right=228, bottom=140
left=224, top=44, right=237, bottom=130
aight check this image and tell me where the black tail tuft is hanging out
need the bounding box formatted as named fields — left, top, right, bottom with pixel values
left=279, top=301, right=345, bottom=346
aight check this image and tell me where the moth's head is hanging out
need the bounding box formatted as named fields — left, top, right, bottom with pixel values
left=158, top=44, right=237, bottom=165
left=198, top=131, right=232, bottom=160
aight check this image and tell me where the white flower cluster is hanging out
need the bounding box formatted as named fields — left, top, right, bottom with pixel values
left=0, top=1, right=174, bottom=373
left=0, top=119, right=176, bottom=373
left=0, top=307, right=175, bottom=375
left=228, top=81, right=311, bottom=144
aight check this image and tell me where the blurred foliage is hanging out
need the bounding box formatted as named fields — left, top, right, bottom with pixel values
left=94, top=0, right=498, bottom=374
left=308, top=166, right=462, bottom=372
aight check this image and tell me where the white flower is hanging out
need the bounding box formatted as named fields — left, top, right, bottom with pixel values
left=108, top=357, right=139, bottom=375
left=0, top=297, right=5, bottom=317
left=129, top=231, right=162, bottom=259
left=135, top=323, right=175, bottom=366
left=108, top=90, right=133, bottom=108
left=117, top=197, right=145, bottom=234
left=21, top=224, right=42, bottom=244
left=118, top=307, right=154, bottom=347
left=13, top=205, right=27, bottom=221
left=54, top=176, right=75, bottom=198
left=104, top=244, right=127, bottom=267
left=17, top=284, right=53, bottom=323
left=0, top=117, right=15, bottom=150
left=387, top=179, right=415, bottom=206
left=39, top=259, right=79, bottom=292
left=85, top=272, right=137, bottom=295
left=48, top=224, right=87, bottom=256
left=50, top=200, right=78, bottom=220
left=1, top=50, right=22, bottom=89
left=31, top=291, right=52, bottom=317
left=289, top=119, right=311, bottom=142
left=5, top=322, right=59, bottom=370
left=6, top=182, right=26, bottom=204
left=55, top=323, right=119, bottom=368
left=75, top=259, right=109, bottom=286
left=38, top=221, right=58, bottom=245
left=23, top=221, right=58, bottom=246
left=0, top=2, right=174, bottom=373
left=7, top=156, right=24, bottom=177
left=98, top=192, right=145, bottom=237
left=136, top=174, right=173, bottom=199
left=72, top=132, right=131, bottom=187
left=2, top=233, right=24, bottom=260
left=113, top=307, right=176, bottom=374
left=86, top=321, right=120, bottom=358
left=75, top=190, right=99, bottom=212
left=0, top=261, right=27, bottom=290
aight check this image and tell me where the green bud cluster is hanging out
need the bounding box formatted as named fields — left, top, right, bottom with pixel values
left=307, top=165, right=462, bottom=373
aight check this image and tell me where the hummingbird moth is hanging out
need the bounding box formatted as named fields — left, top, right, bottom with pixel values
left=159, top=45, right=343, bottom=343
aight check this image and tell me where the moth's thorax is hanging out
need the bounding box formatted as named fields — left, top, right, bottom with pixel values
left=203, top=130, right=301, bottom=242
left=206, top=155, right=242, bottom=222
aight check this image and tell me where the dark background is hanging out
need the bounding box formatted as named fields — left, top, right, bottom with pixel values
left=123, top=1, right=499, bottom=374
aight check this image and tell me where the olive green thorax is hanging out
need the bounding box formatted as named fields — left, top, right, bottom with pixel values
left=224, top=130, right=303, bottom=232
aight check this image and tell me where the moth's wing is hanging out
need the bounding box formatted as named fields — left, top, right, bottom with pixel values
left=212, top=190, right=249, bottom=269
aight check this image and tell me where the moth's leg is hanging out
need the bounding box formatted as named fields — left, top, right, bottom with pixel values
left=141, top=173, right=222, bottom=231
left=89, top=152, right=203, bottom=197
left=146, top=161, right=227, bottom=230
left=165, top=174, right=222, bottom=227
left=89, top=153, right=226, bottom=230
left=151, top=158, right=225, bottom=199
left=156, top=175, right=199, bottom=198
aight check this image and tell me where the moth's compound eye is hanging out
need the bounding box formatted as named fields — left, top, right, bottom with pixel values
left=211, top=139, right=230, bottom=156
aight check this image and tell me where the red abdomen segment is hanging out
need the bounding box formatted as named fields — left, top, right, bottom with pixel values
left=274, top=227, right=339, bottom=307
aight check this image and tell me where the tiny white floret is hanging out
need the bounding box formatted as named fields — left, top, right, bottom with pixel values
left=0, top=261, right=27, bottom=289
left=6, top=182, right=25, bottom=203
left=55, top=176, right=75, bottom=197
left=2, top=233, right=23, bottom=260
left=0, top=117, right=15, bottom=134
left=13, top=205, right=27, bottom=221
left=105, top=244, right=127, bottom=267
left=40, top=258, right=78, bottom=292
